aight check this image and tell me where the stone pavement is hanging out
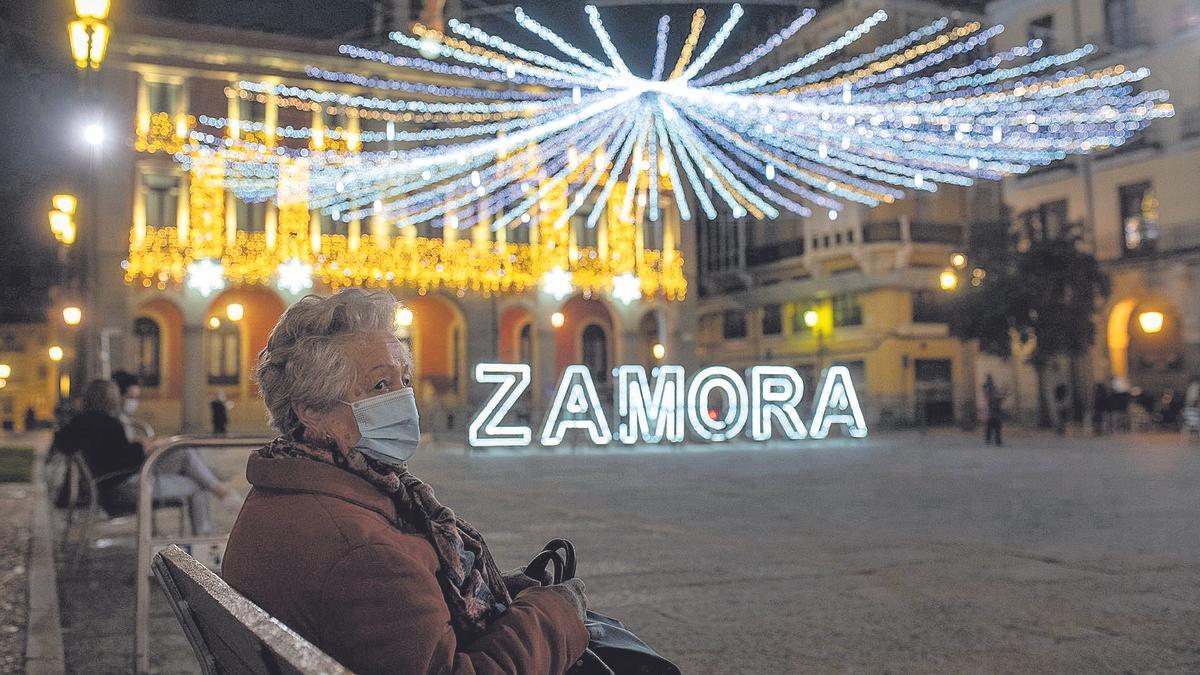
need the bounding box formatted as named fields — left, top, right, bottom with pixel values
left=57, top=429, right=1200, bottom=673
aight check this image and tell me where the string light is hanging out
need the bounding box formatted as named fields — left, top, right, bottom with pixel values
left=140, top=4, right=1170, bottom=304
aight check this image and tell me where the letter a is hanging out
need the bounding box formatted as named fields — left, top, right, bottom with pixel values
left=540, top=366, right=612, bottom=446
left=809, top=365, right=868, bottom=439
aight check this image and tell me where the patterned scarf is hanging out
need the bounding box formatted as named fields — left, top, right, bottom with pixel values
left=259, top=435, right=512, bottom=639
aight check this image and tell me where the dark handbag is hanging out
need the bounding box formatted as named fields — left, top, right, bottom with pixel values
left=525, top=539, right=681, bottom=675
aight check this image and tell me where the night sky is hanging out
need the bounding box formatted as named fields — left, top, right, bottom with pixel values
left=0, top=0, right=984, bottom=321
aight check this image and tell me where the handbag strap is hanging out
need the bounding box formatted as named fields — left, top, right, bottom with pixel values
left=525, top=538, right=576, bottom=585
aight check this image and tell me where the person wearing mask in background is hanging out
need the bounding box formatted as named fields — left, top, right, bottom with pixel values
left=113, top=370, right=154, bottom=443
left=223, top=289, right=589, bottom=674
left=56, top=380, right=238, bottom=534
left=210, top=390, right=231, bottom=435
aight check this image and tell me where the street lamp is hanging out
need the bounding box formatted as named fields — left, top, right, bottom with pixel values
left=1138, top=311, right=1164, bottom=334
left=82, top=122, right=105, bottom=147
left=396, top=307, right=414, bottom=328
left=950, top=252, right=967, bottom=269
left=226, top=303, right=245, bottom=322
left=68, top=0, right=111, bottom=70
left=63, top=306, right=83, bottom=326
left=551, top=311, right=565, bottom=329
left=49, top=195, right=78, bottom=245
left=803, top=310, right=819, bottom=329
left=49, top=346, right=64, bottom=362
left=0, top=364, right=10, bottom=379
left=208, top=316, right=221, bottom=330
left=939, top=269, right=959, bottom=291
left=652, top=343, right=666, bottom=360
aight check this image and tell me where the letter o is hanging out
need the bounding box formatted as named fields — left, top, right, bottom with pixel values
left=686, top=366, right=749, bottom=441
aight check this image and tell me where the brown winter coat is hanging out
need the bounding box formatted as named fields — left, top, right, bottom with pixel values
left=222, top=454, right=589, bottom=674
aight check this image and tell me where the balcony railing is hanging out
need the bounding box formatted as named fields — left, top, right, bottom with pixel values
left=862, top=221, right=964, bottom=246
left=746, top=238, right=805, bottom=266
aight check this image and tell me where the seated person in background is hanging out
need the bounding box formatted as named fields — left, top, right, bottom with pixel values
left=112, top=370, right=155, bottom=442
left=56, top=379, right=236, bottom=534
left=223, top=289, right=588, bottom=674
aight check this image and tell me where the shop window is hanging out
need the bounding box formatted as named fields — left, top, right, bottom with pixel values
left=832, top=294, right=863, bottom=327
left=762, top=304, right=783, bottom=336
left=133, top=317, right=161, bottom=387
left=143, top=174, right=180, bottom=229
left=581, top=324, right=608, bottom=383
left=1119, top=182, right=1158, bottom=255
left=722, top=310, right=748, bottom=339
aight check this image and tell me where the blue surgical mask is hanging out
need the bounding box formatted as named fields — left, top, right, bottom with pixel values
left=341, top=387, right=421, bottom=465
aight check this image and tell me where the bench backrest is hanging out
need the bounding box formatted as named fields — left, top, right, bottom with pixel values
left=152, top=544, right=351, bottom=675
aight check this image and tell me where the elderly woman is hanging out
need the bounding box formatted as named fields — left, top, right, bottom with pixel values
left=222, top=289, right=588, bottom=674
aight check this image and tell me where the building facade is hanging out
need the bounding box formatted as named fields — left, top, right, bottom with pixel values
left=987, top=0, right=1200, bottom=399
left=76, top=10, right=695, bottom=435
left=695, top=0, right=999, bottom=427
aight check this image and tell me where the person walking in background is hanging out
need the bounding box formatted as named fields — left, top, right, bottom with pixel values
left=983, top=374, right=1006, bottom=446
left=210, top=391, right=231, bottom=435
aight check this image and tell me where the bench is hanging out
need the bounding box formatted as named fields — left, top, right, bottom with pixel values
left=152, top=544, right=350, bottom=674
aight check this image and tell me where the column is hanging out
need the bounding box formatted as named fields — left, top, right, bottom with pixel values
left=180, top=322, right=207, bottom=433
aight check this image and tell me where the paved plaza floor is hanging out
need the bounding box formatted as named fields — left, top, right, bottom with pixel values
left=59, top=429, right=1200, bottom=673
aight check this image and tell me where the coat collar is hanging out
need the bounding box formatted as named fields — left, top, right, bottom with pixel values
left=245, top=454, right=398, bottom=524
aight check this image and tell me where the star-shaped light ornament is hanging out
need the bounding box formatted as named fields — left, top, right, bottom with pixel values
left=611, top=273, right=642, bottom=304
left=276, top=258, right=314, bottom=295
left=541, top=266, right=574, bottom=300
left=186, top=259, right=226, bottom=298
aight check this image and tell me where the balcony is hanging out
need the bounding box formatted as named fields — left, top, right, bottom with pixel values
left=746, top=238, right=805, bottom=266
left=862, top=221, right=964, bottom=246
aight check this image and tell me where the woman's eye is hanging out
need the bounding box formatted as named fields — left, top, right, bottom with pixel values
left=402, top=375, right=412, bottom=388
left=373, top=379, right=388, bottom=391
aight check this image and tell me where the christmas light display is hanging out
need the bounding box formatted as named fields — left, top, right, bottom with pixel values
left=470, top=362, right=868, bottom=447
left=130, top=4, right=1171, bottom=302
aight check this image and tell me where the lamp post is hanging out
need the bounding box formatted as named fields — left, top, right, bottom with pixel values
left=66, top=0, right=111, bottom=382
left=804, top=309, right=824, bottom=375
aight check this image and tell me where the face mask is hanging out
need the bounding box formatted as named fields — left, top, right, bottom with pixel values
left=341, top=387, right=420, bottom=465
left=123, top=398, right=139, bottom=415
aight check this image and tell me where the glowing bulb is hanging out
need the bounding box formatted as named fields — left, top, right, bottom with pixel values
left=396, top=307, right=415, bottom=328
left=63, top=306, right=82, bottom=326
left=803, top=310, right=818, bottom=328
left=1138, top=311, right=1164, bottom=334
left=0, top=365, right=10, bottom=379
left=950, top=253, right=967, bottom=269
left=53, top=194, right=77, bottom=215
left=82, top=122, right=104, bottom=147
left=652, top=343, right=666, bottom=360
left=48, top=346, right=64, bottom=362
left=551, top=311, right=565, bottom=328
left=208, top=316, right=221, bottom=329
left=226, top=303, right=244, bottom=321
left=939, top=269, right=958, bottom=291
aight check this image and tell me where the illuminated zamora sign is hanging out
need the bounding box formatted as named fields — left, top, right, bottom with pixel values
left=469, top=364, right=867, bottom=447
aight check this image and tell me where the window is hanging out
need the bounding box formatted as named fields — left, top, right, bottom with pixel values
left=762, top=304, right=783, bottom=336
left=207, top=322, right=240, bottom=386
left=143, top=174, right=180, bottom=228
left=510, top=219, right=531, bottom=244
left=238, top=97, right=266, bottom=125
left=1119, top=182, right=1158, bottom=255
left=146, top=81, right=180, bottom=116
left=581, top=324, right=608, bottom=383
left=912, top=290, right=945, bottom=324
left=573, top=213, right=599, bottom=249
left=1105, top=0, right=1137, bottom=49
left=1019, top=199, right=1069, bottom=241
left=722, top=310, right=748, bottom=339
left=832, top=294, right=863, bottom=327
left=133, top=317, right=161, bottom=387
left=1027, top=14, right=1055, bottom=55
left=518, top=323, right=533, bottom=365
left=236, top=199, right=267, bottom=232
left=319, top=210, right=349, bottom=237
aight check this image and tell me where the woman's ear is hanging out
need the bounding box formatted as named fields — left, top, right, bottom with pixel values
left=294, top=403, right=327, bottom=438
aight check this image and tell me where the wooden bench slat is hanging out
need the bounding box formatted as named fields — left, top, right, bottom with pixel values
left=153, top=544, right=351, bottom=675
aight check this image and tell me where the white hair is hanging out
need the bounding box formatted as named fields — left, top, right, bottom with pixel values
left=256, top=288, right=407, bottom=437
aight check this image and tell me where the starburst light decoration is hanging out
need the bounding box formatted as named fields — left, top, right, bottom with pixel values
left=144, top=3, right=1172, bottom=300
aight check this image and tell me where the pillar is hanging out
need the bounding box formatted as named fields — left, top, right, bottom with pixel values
left=180, top=322, right=207, bottom=433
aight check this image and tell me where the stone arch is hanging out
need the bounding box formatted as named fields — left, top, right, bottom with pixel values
left=134, top=297, right=185, bottom=399
left=401, top=293, right=467, bottom=405
left=205, top=287, right=287, bottom=401
left=1107, top=295, right=1186, bottom=393
left=555, top=295, right=615, bottom=383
